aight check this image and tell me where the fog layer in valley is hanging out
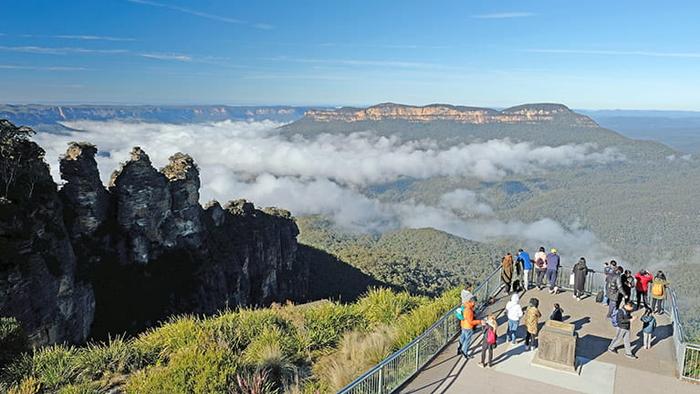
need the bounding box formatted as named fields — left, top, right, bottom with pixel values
left=34, top=120, right=623, bottom=262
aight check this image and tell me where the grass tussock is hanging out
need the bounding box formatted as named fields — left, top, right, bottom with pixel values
left=1, top=287, right=460, bottom=393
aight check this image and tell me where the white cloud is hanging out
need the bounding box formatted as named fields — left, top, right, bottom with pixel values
left=527, top=48, right=700, bottom=59
left=33, top=120, right=621, bottom=263
left=40, top=120, right=622, bottom=189
left=140, top=53, right=192, bottom=62
left=0, top=45, right=128, bottom=55
left=126, top=0, right=273, bottom=29
left=472, top=12, right=536, bottom=19
left=52, top=35, right=136, bottom=42
left=0, top=64, right=87, bottom=71
left=439, top=189, right=494, bottom=216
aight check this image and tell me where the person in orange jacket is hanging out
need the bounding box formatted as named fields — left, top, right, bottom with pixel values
left=458, top=296, right=483, bottom=358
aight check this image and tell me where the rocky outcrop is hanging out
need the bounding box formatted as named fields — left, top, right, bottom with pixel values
left=304, top=103, right=598, bottom=127
left=59, top=142, right=110, bottom=239
left=0, top=126, right=95, bottom=346
left=1, top=121, right=308, bottom=345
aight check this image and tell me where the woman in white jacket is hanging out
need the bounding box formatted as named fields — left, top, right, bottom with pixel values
left=505, top=293, right=523, bottom=344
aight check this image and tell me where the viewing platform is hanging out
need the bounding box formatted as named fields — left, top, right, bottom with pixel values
left=399, top=288, right=692, bottom=394
left=339, top=267, right=699, bottom=394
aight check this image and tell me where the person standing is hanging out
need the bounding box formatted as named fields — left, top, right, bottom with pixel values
left=634, top=269, right=654, bottom=310
left=534, top=247, right=548, bottom=289
left=620, top=270, right=634, bottom=304
left=640, top=308, right=657, bottom=350
left=524, top=298, right=541, bottom=351
left=603, top=260, right=618, bottom=305
left=651, top=271, right=669, bottom=315
left=608, top=302, right=638, bottom=359
left=505, top=293, right=523, bottom=344
left=518, top=248, right=533, bottom=290
left=572, top=257, right=593, bottom=300
left=479, top=314, right=498, bottom=368
left=606, top=266, right=623, bottom=318
left=501, top=253, right=514, bottom=294
left=459, top=295, right=482, bottom=358
left=546, top=248, right=561, bottom=294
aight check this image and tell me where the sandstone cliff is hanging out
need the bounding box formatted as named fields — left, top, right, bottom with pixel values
left=304, top=102, right=598, bottom=127
left=0, top=121, right=308, bottom=345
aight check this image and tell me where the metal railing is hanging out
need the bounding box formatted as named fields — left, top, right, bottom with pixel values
left=337, top=266, right=504, bottom=394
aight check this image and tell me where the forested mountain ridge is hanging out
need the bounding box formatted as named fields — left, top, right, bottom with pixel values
left=284, top=103, right=700, bottom=338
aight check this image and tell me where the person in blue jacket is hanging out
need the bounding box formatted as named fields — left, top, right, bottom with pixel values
left=517, top=249, right=533, bottom=290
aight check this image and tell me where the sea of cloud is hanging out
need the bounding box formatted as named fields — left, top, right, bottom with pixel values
left=34, top=120, right=621, bottom=262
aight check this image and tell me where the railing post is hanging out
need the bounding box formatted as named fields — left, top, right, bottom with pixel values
left=378, top=366, right=384, bottom=394
left=415, top=340, right=421, bottom=372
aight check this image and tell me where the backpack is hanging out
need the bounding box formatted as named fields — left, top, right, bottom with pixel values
left=535, top=258, right=545, bottom=268
left=454, top=306, right=465, bottom=321
left=486, top=326, right=497, bottom=345
left=595, top=290, right=604, bottom=303
left=611, top=309, right=620, bottom=328
left=652, top=282, right=665, bottom=297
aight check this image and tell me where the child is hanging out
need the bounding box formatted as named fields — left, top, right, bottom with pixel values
left=524, top=298, right=541, bottom=351
left=640, top=308, right=657, bottom=349
left=479, top=314, right=498, bottom=367
left=550, top=303, right=564, bottom=322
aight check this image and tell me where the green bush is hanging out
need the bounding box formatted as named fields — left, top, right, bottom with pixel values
left=355, top=288, right=426, bottom=325
left=125, top=342, right=239, bottom=394
left=30, top=345, right=80, bottom=390
left=3, top=287, right=463, bottom=393
left=74, top=336, right=137, bottom=381
left=0, top=317, right=29, bottom=368
left=131, top=315, right=203, bottom=365
left=300, top=303, right=366, bottom=352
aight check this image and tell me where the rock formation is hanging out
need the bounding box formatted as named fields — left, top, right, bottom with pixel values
left=304, top=102, right=598, bottom=127
left=0, top=123, right=95, bottom=345
left=0, top=121, right=308, bottom=345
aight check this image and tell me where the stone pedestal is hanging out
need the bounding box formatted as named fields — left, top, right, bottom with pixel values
left=532, top=320, right=578, bottom=374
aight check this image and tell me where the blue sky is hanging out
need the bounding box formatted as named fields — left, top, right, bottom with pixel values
left=1, top=0, right=700, bottom=109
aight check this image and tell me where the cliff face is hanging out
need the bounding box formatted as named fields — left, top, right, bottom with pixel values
left=0, top=122, right=308, bottom=345
left=304, top=103, right=598, bottom=127
left=0, top=122, right=95, bottom=345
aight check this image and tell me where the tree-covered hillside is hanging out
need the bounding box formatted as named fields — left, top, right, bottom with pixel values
left=297, top=215, right=505, bottom=296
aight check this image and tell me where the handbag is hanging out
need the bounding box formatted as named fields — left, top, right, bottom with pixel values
left=569, top=273, right=575, bottom=286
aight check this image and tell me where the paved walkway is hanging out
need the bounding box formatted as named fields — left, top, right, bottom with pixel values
left=399, top=286, right=697, bottom=394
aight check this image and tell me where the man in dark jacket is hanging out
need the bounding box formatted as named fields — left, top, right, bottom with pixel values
left=608, top=302, right=637, bottom=359
left=606, top=266, right=623, bottom=318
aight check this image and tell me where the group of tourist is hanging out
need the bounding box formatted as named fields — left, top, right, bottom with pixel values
left=602, top=259, right=670, bottom=358
left=500, top=247, right=563, bottom=296
left=456, top=247, right=672, bottom=367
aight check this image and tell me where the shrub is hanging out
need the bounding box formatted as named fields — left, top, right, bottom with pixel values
left=241, top=326, right=298, bottom=389
left=30, top=345, right=80, bottom=390
left=355, top=288, right=426, bottom=326
left=300, top=303, right=366, bottom=352
left=7, top=377, right=41, bottom=394
left=125, top=341, right=239, bottom=394
left=313, top=326, right=395, bottom=391
left=74, top=336, right=137, bottom=381
left=131, top=315, right=203, bottom=365
left=0, top=317, right=29, bottom=368
left=392, top=288, right=459, bottom=348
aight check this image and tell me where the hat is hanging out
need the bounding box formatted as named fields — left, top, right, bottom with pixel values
left=551, top=248, right=557, bottom=253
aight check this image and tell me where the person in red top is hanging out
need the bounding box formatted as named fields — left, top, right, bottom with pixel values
left=634, top=269, right=654, bottom=310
